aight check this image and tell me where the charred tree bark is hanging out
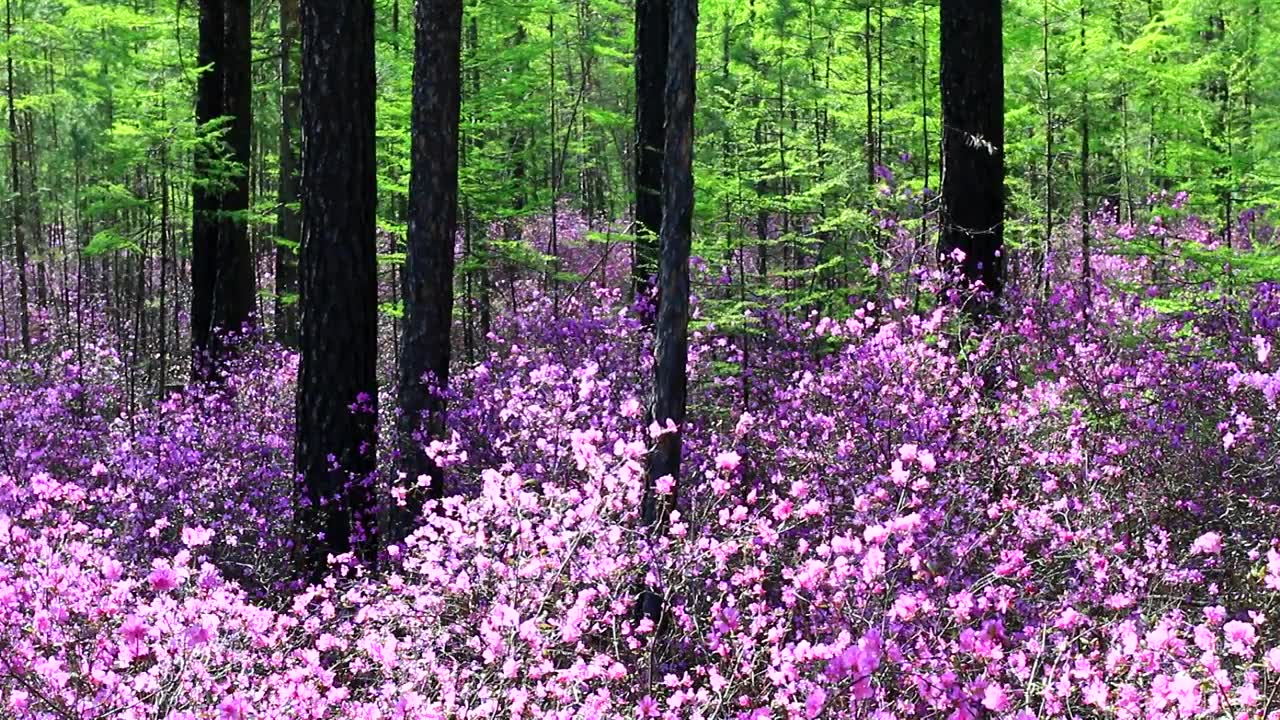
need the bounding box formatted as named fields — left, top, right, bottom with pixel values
left=1079, top=0, right=1091, bottom=301
left=192, top=0, right=255, bottom=375
left=633, top=0, right=667, bottom=304
left=276, top=0, right=301, bottom=346
left=6, top=0, right=28, bottom=352
left=640, top=0, right=696, bottom=624
left=397, top=0, right=462, bottom=526
left=296, top=0, right=380, bottom=583
left=220, top=0, right=255, bottom=335
left=938, top=0, right=1005, bottom=312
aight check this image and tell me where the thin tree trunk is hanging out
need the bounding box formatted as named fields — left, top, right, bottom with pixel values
left=7, top=0, right=28, bottom=351
left=641, top=0, right=697, bottom=625
left=397, top=0, right=462, bottom=527
left=1079, top=0, right=1091, bottom=305
left=159, top=133, right=171, bottom=395
left=1041, top=0, right=1053, bottom=297
left=548, top=13, right=561, bottom=315
left=864, top=4, right=874, bottom=187
left=276, top=0, right=301, bottom=346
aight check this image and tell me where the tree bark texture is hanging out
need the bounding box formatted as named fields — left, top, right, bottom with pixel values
left=938, top=0, right=1005, bottom=307
left=296, top=0, right=380, bottom=583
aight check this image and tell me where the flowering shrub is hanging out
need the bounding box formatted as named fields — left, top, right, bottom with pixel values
left=3, top=208, right=1280, bottom=718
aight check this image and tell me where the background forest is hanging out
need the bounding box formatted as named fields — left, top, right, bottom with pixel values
left=4, top=0, right=1280, bottom=718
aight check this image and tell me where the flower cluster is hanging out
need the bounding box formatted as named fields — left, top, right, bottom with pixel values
left=2, top=205, right=1280, bottom=718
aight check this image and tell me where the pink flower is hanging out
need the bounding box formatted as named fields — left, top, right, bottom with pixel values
left=654, top=474, right=675, bottom=495
left=1263, top=647, right=1280, bottom=673
left=148, top=565, right=179, bottom=592
left=714, top=450, right=741, bottom=472
left=101, top=557, right=124, bottom=581
left=1224, top=620, right=1257, bottom=656
left=219, top=696, right=249, bottom=720
left=636, top=695, right=660, bottom=718
left=861, top=547, right=886, bottom=581
left=889, top=460, right=909, bottom=485
left=982, top=683, right=1009, bottom=711
left=1083, top=679, right=1108, bottom=707
left=120, top=616, right=148, bottom=651
left=805, top=687, right=827, bottom=718
left=1238, top=682, right=1260, bottom=707
left=1191, top=532, right=1223, bottom=555
left=648, top=418, right=677, bottom=439
left=1254, top=335, right=1271, bottom=365
left=181, top=525, right=213, bottom=548
left=918, top=449, right=937, bottom=472
left=1169, top=673, right=1202, bottom=715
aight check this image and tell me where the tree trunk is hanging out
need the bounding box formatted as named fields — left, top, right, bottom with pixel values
left=220, top=0, right=255, bottom=334
left=276, top=0, right=301, bottom=346
left=192, top=0, right=254, bottom=375
left=1079, top=0, right=1091, bottom=303
left=6, top=0, right=28, bottom=352
left=296, top=0, right=380, bottom=583
left=398, top=0, right=462, bottom=525
left=192, top=0, right=222, bottom=368
left=633, top=0, right=667, bottom=304
left=641, top=0, right=697, bottom=624
left=1041, top=0, right=1053, bottom=297
left=938, top=0, right=1004, bottom=311
left=864, top=4, right=874, bottom=187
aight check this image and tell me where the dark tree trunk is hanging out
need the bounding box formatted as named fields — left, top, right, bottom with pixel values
left=276, top=0, right=301, bottom=346
left=397, top=0, right=462, bottom=524
left=192, top=0, right=223, bottom=368
left=1203, top=12, right=1231, bottom=243
left=220, top=0, right=255, bottom=333
left=938, top=0, right=1005, bottom=310
left=633, top=0, right=667, bottom=303
left=864, top=4, right=874, bottom=187
left=641, top=0, right=696, bottom=624
left=192, top=0, right=255, bottom=375
left=754, top=121, right=768, bottom=279
left=468, top=16, right=490, bottom=346
left=6, top=0, right=28, bottom=352
left=159, top=138, right=171, bottom=395
left=1040, top=0, right=1053, bottom=297
left=1079, top=0, right=1091, bottom=301
left=296, top=0, right=379, bottom=583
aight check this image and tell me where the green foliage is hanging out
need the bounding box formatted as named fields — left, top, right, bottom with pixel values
left=84, top=228, right=140, bottom=256
left=0, top=0, right=1275, bottom=346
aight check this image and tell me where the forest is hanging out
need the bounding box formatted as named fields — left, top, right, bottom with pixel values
left=2, top=0, right=1280, bottom=716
